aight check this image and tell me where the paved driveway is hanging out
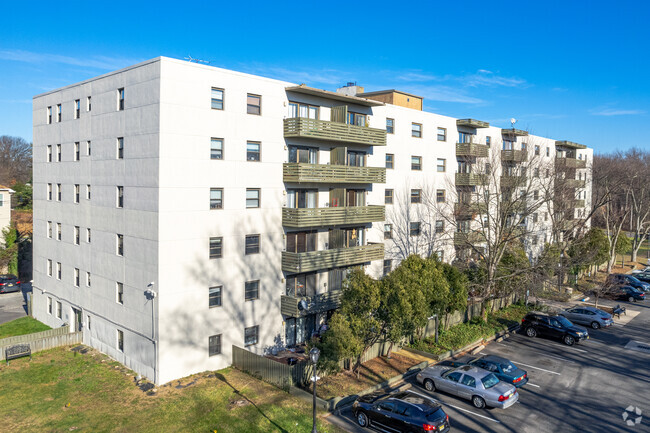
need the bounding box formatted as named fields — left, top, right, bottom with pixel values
left=0, top=284, right=28, bottom=325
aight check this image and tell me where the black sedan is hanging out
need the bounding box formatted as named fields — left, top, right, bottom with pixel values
left=612, top=285, right=646, bottom=302
left=0, top=275, right=21, bottom=293
left=353, top=390, right=450, bottom=432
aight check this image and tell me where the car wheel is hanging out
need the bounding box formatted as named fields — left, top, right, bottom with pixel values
left=591, top=321, right=600, bottom=329
left=472, top=396, right=486, bottom=409
left=424, top=379, right=435, bottom=392
left=564, top=335, right=575, bottom=346
left=356, top=411, right=369, bottom=428
left=526, top=327, right=537, bottom=338
left=628, top=296, right=635, bottom=303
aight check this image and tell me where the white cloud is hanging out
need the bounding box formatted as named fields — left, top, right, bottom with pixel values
left=465, top=70, right=527, bottom=88
left=401, top=85, right=484, bottom=104
left=591, top=108, right=646, bottom=116
left=0, top=49, right=141, bottom=70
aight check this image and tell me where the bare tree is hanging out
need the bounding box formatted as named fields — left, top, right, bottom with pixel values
left=0, top=136, right=32, bottom=185
left=622, top=149, right=650, bottom=263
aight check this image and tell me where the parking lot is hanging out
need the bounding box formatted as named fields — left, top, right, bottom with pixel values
left=0, top=283, right=29, bottom=325
left=327, top=298, right=650, bottom=433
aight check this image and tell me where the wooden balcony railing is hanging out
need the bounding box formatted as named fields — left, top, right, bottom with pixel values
left=501, top=149, right=528, bottom=162
left=282, top=205, right=385, bottom=228
left=283, top=163, right=386, bottom=184
left=456, top=142, right=489, bottom=158
left=455, top=173, right=487, bottom=186
left=281, top=243, right=384, bottom=273
left=283, top=118, right=387, bottom=146
left=555, top=157, right=587, bottom=169
left=281, top=290, right=342, bottom=317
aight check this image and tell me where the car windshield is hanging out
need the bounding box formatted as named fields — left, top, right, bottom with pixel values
left=426, top=408, right=446, bottom=422
left=501, top=362, right=516, bottom=373
left=556, top=316, right=573, bottom=327
left=481, top=373, right=500, bottom=389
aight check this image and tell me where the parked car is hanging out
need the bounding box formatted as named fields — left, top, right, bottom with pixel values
left=0, top=275, right=21, bottom=294
left=633, top=272, right=650, bottom=284
left=610, top=285, right=646, bottom=302
left=352, top=390, right=450, bottom=432
left=559, top=306, right=613, bottom=329
left=631, top=266, right=650, bottom=275
left=605, top=273, right=650, bottom=293
left=416, top=364, right=519, bottom=409
left=467, top=355, right=528, bottom=388
left=521, top=312, right=589, bottom=346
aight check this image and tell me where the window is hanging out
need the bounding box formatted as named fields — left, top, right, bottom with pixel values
left=383, top=259, right=392, bottom=276
left=411, top=123, right=422, bottom=138
left=47, top=297, right=52, bottom=314
left=385, top=153, right=394, bottom=169
left=245, top=234, right=260, bottom=255
left=209, top=334, right=222, bottom=356
left=435, top=220, right=444, bottom=234
left=211, top=88, right=224, bottom=110
left=87, top=140, right=91, bottom=156
left=385, top=189, right=394, bottom=205
left=117, top=137, right=124, bottom=159
left=47, top=221, right=52, bottom=238
left=47, top=145, right=52, bottom=162
left=56, top=301, right=62, bottom=318
left=535, top=145, right=540, bottom=156
left=86, top=185, right=91, bottom=200
left=411, top=189, right=421, bottom=203
left=288, top=101, right=319, bottom=119
left=74, top=99, right=80, bottom=119
left=246, top=94, right=261, bottom=115
left=211, top=138, right=223, bottom=160
left=411, top=156, right=422, bottom=170
left=87, top=96, right=91, bottom=111
left=486, top=136, right=491, bottom=147
left=56, top=262, right=61, bottom=280
left=87, top=228, right=91, bottom=243
left=74, top=226, right=80, bottom=245
left=244, top=325, right=259, bottom=346
left=347, top=112, right=366, bottom=126
left=56, top=104, right=61, bottom=122
left=86, top=272, right=91, bottom=287
left=47, top=259, right=53, bottom=277
left=288, top=146, right=317, bottom=164
left=74, top=268, right=80, bottom=287
left=210, top=188, right=223, bottom=209
left=410, top=222, right=421, bottom=236
left=116, top=282, right=124, bottom=304
left=56, top=184, right=61, bottom=201
left=461, top=375, right=476, bottom=388
left=386, top=118, right=394, bottom=134
left=47, top=106, right=52, bottom=124
left=117, top=330, right=124, bottom=352
left=533, top=213, right=538, bottom=223
left=209, top=286, right=222, bottom=308
left=117, top=88, right=124, bottom=111
left=56, top=144, right=61, bottom=162
left=245, top=280, right=259, bottom=301
left=546, top=147, right=550, bottom=157
left=534, top=168, right=540, bottom=178
left=246, top=188, right=260, bottom=208
left=47, top=183, right=52, bottom=200
left=116, top=234, right=124, bottom=256
left=74, top=142, right=80, bottom=161
left=436, top=189, right=446, bottom=203
left=117, top=186, right=123, bottom=208
left=74, top=185, right=80, bottom=203
left=384, top=224, right=392, bottom=240
left=437, top=158, right=446, bottom=172
left=56, top=223, right=62, bottom=241
left=286, top=231, right=317, bottom=253
left=533, top=190, right=539, bottom=200
left=209, top=237, right=223, bottom=259
left=87, top=315, right=91, bottom=329
left=437, top=127, right=446, bottom=141
left=246, top=141, right=260, bottom=161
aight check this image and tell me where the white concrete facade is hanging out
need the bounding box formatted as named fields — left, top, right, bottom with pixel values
left=0, top=187, right=13, bottom=241
left=32, top=57, right=593, bottom=384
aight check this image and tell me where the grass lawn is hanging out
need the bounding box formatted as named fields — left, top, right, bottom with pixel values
left=0, top=316, right=51, bottom=339
left=0, top=346, right=345, bottom=433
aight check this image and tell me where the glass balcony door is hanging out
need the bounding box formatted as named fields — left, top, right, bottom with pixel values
left=287, top=189, right=317, bottom=209
left=289, top=146, right=318, bottom=164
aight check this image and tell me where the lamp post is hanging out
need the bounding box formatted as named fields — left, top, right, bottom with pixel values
left=309, top=347, right=320, bottom=433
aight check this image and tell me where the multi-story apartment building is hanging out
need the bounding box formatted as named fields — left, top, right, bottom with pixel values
left=32, top=57, right=592, bottom=384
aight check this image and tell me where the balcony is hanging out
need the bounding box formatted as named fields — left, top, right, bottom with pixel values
left=282, top=205, right=385, bottom=228
left=454, top=202, right=484, bottom=216
left=454, top=231, right=484, bottom=246
left=572, top=199, right=586, bottom=208
left=281, top=290, right=342, bottom=317
left=456, top=142, right=489, bottom=158
left=456, top=118, right=490, bottom=129
left=455, top=173, right=487, bottom=186
left=283, top=163, right=386, bottom=184
left=502, top=128, right=529, bottom=137
left=501, top=149, right=528, bottom=162
left=281, top=243, right=384, bottom=273
left=283, top=118, right=387, bottom=147
left=555, top=140, right=586, bottom=150
left=556, top=157, right=587, bottom=169
left=565, top=179, right=586, bottom=189
left=500, top=175, right=527, bottom=187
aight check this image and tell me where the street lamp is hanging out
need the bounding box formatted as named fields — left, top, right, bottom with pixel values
left=309, top=347, right=320, bottom=433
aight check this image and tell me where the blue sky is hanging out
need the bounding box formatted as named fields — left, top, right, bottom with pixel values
left=1, top=0, right=647, bottom=153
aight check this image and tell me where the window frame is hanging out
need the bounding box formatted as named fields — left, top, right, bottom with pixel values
left=74, top=226, right=80, bottom=245
left=246, top=93, right=261, bottom=115
left=209, top=286, right=222, bottom=308
left=209, top=334, right=222, bottom=356
left=74, top=142, right=80, bottom=161
left=409, top=222, right=421, bottom=236
left=386, top=118, right=394, bottom=134
left=74, top=99, right=80, bottom=119
left=245, top=234, right=260, bottom=255
left=117, top=88, right=125, bottom=111
left=117, top=186, right=124, bottom=208
left=410, top=189, right=422, bottom=204
left=116, top=234, right=124, bottom=256
left=437, top=127, right=447, bottom=141
left=385, top=189, right=394, bottom=205
left=411, top=122, right=422, bottom=138
left=385, top=153, right=394, bottom=169
left=244, top=325, right=259, bottom=346
left=246, top=188, right=261, bottom=208
left=437, top=158, right=446, bottom=172
left=210, top=188, right=223, bottom=210
left=245, top=280, right=260, bottom=301
left=411, top=155, right=422, bottom=171
left=211, top=87, right=224, bottom=110
left=436, top=189, right=446, bottom=203
left=246, top=141, right=261, bottom=162
left=117, top=329, right=124, bottom=352
left=116, top=282, right=124, bottom=305
left=209, top=236, right=223, bottom=259
left=211, top=137, right=224, bottom=160
left=384, top=224, right=392, bottom=240
left=117, top=137, right=124, bottom=159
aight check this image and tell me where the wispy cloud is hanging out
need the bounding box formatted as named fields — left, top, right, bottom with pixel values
left=465, top=70, right=527, bottom=88
left=591, top=108, right=646, bottom=116
left=395, top=72, right=441, bottom=82
left=401, top=85, right=484, bottom=104
left=0, top=49, right=141, bottom=70
left=239, top=64, right=348, bottom=87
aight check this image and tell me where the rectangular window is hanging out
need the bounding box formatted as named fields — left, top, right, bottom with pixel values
left=87, top=140, right=91, bottom=156
left=546, top=147, right=550, bottom=157
left=117, top=88, right=125, bottom=111
left=117, top=137, right=124, bottom=159
left=437, top=127, right=447, bottom=141
left=534, top=168, right=540, bottom=178
left=47, top=183, right=52, bottom=200
left=486, top=136, right=491, bottom=147
left=435, top=220, right=444, bottom=234
left=74, top=226, right=80, bottom=245
left=246, top=94, right=261, bottom=115
left=86, top=272, right=91, bottom=287
left=384, top=224, right=392, bottom=240
left=245, top=280, right=259, bottom=301
left=56, top=184, right=61, bottom=201
left=47, top=259, right=53, bottom=277
left=285, top=231, right=317, bottom=253
left=386, top=118, right=394, bottom=134
left=56, top=301, right=62, bottom=318
left=411, top=123, right=422, bottom=138
left=47, top=145, right=52, bottom=162
left=74, top=99, right=80, bottom=119
left=87, top=228, right=91, bottom=243
left=210, top=138, right=223, bottom=160
left=436, top=189, right=446, bottom=203
left=56, top=144, right=61, bottom=162
left=385, top=189, right=394, bottom=205
left=56, top=104, right=61, bottom=122
left=246, top=188, right=260, bottom=208
left=56, top=262, right=62, bottom=280
left=87, top=96, right=91, bottom=111
left=383, top=259, right=392, bottom=276
left=209, top=286, right=222, bottom=308
left=74, top=268, right=80, bottom=287
left=117, top=330, right=124, bottom=352
left=533, top=213, right=538, bottom=223
left=47, top=106, right=52, bottom=124
left=211, top=87, right=224, bottom=110
left=56, top=223, right=62, bottom=241
left=74, top=184, right=80, bottom=203
left=116, top=234, right=124, bottom=256
left=86, top=185, right=91, bottom=200
left=209, top=334, right=222, bottom=356
left=209, top=237, right=223, bottom=259
left=47, top=297, right=52, bottom=314
left=437, top=158, right=446, bottom=172
left=47, top=221, right=52, bottom=238
left=210, top=188, right=223, bottom=209
left=385, top=153, right=394, bottom=169
left=87, top=315, right=91, bottom=329
left=410, top=222, right=421, bottom=236
left=74, top=142, right=80, bottom=161
left=534, top=145, right=540, bottom=156
left=411, top=156, right=422, bottom=170
left=244, top=325, right=259, bottom=346
left=411, top=189, right=421, bottom=204
left=245, top=234, right=260, bottom=255
left=246, top=141, right=260, bottom=161
left=117, top=186, right=123, bottom=208
left=116, top=282, right=124, bottom=304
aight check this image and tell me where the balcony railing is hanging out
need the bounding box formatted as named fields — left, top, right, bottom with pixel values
left=572, top=199, right=586, bottom=208
left=456, top=142, right=489, bottom=158
left=283, top=163, right=386, bottom=184
left=565, top=179, right=586, bottom=189
left=281, top=243, right=384, bottom=273
left=454, top=202, right=484, bottom=215
left=281, top=290, right=342, bottom=317
left=456, top=118, right=490, bottom=128
left=500, top=175, right=527, bottom=187
left=555, top=157, right=587, bottom=169
left=454, top=231, right=484, bottom=246
left=283, top=118, right=387, bottom=146
left=282, top=205, right=385, bottom=228
left=501, top=149, right=528, bottom=162
left=455, top=173, right=487, bottom=186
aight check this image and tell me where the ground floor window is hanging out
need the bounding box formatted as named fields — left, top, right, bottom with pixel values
left=244, top=325, right=259, bottom=346
left=285, top=314, right=316, bottom=347
left=209, top=334, right=222, bottom=356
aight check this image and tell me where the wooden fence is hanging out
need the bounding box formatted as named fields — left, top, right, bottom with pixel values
left=0, top=324, right=71, bottom=347
left=0, top=326, right=82, bottom=361
left=232, top=345, right=293, bottom=391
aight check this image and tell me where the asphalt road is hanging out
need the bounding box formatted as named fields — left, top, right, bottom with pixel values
left=0, top=283, right=29, bottom=325
left=327, top=297, right=650, bottom=433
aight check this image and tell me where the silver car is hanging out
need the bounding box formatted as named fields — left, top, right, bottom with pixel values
left=559, top=306, right=613, bottom=329
left=416, top=364, right=518, bottom=409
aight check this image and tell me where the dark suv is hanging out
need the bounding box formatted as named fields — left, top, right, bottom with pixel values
left=0, top=275, right=21, bottom=294
left=605, top=273, right=650, bottom=293
left=521, top=312, right=589, bottom=346
left=353, top=390, right=450, bottom=432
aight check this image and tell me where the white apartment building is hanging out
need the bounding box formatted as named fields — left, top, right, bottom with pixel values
left=32, top=57, right=592, bottom=384
left=0, top=186, right=14, bottom=238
